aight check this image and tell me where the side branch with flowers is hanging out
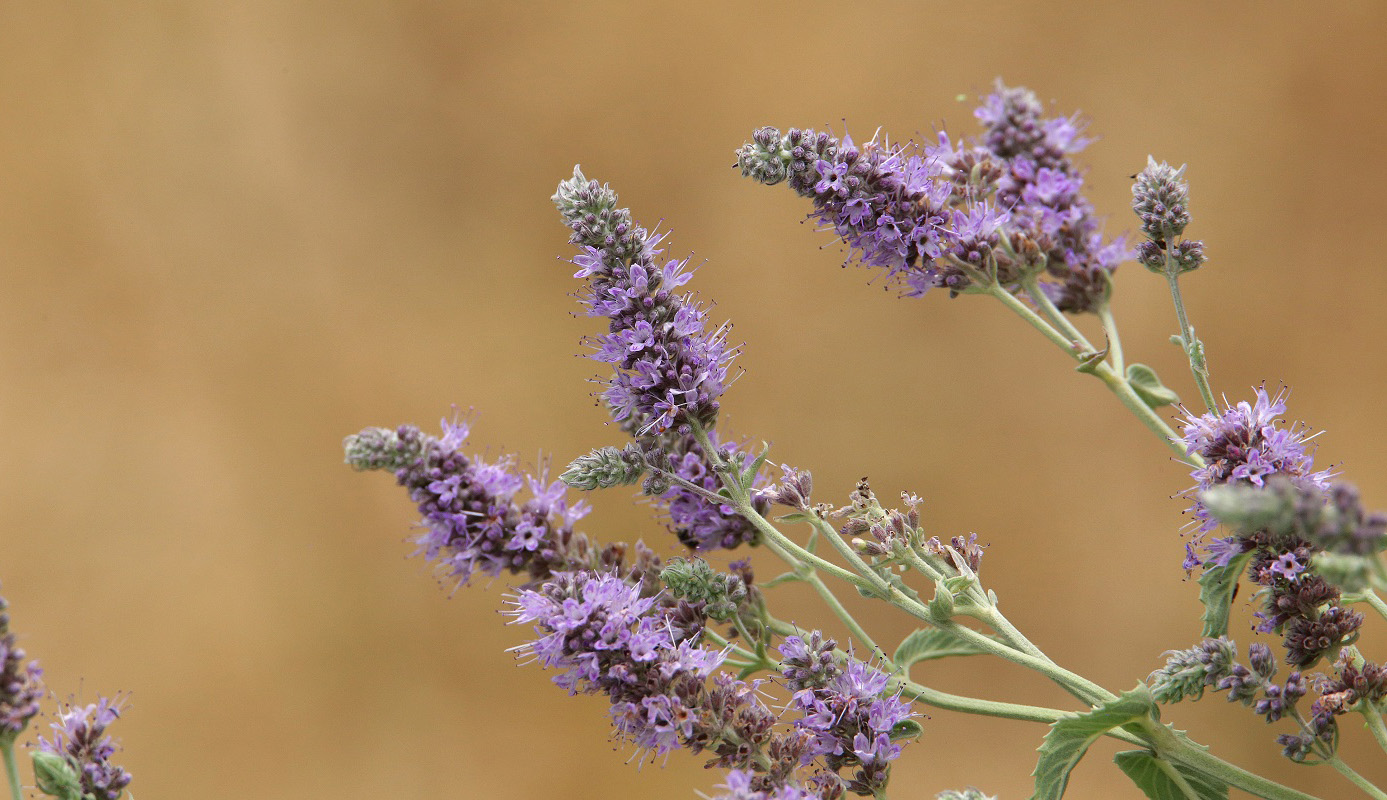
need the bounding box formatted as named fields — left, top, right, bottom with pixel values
left=345, top=82, right=1387, bottom=800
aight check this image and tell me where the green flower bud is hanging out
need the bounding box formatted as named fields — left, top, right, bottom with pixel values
left=927, top=578, right=956, bottom=623
left=32, top=751, right=84, bottom=800
left=560, top=444, right=646, bottom=490
left=660, top=558, right=748, bottom=622
left=1200, top=482, right=1297, bottom=533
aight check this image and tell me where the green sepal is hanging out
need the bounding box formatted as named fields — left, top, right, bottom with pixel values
left=1198, top=552, right=1253, bottom=638
left=889, top=718, right=924, bottom=742
left=32, top=751, right=85, bottom=800
left=1126, top=363, right=1181, bottom=409
left=943, top=574, right=977, bottom=595
left=927, top=579, right=956, bottom=622
left=1074, top=347, right=1108, bottom=375
left=1030, top=685, right=1159, bottom=800
left=1112, top=750, right=1228, bottom=800
left=741, top=444, right=770, bottom=492
left=893, top=627, right=998, bottom=669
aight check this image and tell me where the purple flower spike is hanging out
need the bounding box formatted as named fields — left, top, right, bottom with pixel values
left=1179, top=387, right=1331, bottom=566
left=37, top=697, right=132, bottom=800
left=510, top=570, right=812, bottom=780
left=781, top=632, right=915, bottom=796
left=553, top=168, right=771, bottom=552
left=343, top=417, right=656, bottom=589
left=738, top=81, right=1131, bottom=313
left=0, top=588, right=44, bottom=741
left=553, top=167, right=735, bottom=435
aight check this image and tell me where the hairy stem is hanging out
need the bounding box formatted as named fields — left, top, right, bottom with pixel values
left=1360, top=701, right=1387, bottom=756
left=1141, top=721, right=1323, bottom=800
left=0, top=742, right=19, bottom=800
left=1022, top=277, right=1096, bottom=353
left=804, top=571, right=893, bottom=667
left=1164, top=268, right=1218, bottom=414
left=1326, top=756, right=1387, bottom=800
left=1097, top=301, right=1125, bottom=374
left=988, top=284, right=1194, bottom=461
left=1153, top=754, right=1204, bottom=800
left=1357, top=588, right=1387, bottom=623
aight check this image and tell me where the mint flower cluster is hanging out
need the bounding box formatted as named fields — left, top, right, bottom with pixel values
left=348, top=82, right=1387, bottom=800
left=0, top=592, right=43, bottom=741
left=344, top=418, right=601, bottom=585
left=0, top=585, right=131, bottom=800
left=33, top=699, right=131, bottom=800
left=735, top=82, right=1128, bottom=311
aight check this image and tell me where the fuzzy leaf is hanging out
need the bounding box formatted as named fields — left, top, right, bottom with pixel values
left=1198, top=552, right=1253, bottom=638
left=1031, top=686, right=1158, bottom=800
left=893, top=628, right=995, bottom=668
left=1126, top=363, right=1181, bottom=409
left=1113, top=750, right=1228, bottom=800
left=741, top=446, right=770, bottom=492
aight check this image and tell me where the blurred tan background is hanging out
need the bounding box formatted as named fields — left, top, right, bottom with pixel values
left=2, top=2, right=1386, bottom=798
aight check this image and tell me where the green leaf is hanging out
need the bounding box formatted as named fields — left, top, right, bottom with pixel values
left=1198, top=552, right=1253, bottom=638
left=776, top=511, right=812, bottom=524
left=760, top=570, right=804, bottom=589
left=893, top=628, right=996, bottom=668
left=889, top=718, right=924, bottom=741
left=1031, top=686, right=1158, bottom=800
left=1126, top=363, right=1181, bottom=409
left=1113, top=750, right=1228, bottom=800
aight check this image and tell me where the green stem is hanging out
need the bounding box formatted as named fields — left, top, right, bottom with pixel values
left=702, top=628, right=759, bottom=662
left=988, top=284, right=1194, bottom=462
left=697, top=441, right=1114, bottom=707
left=1359, top=589, right=1387, bottom=623
left=935, top=620, right=1113, bottom=706
left=973, top=605, right=1051, bottom=663
left=806, top=512, right=899, bottom=598
left=1164, top=269, right=1218, bottom=414
left=993, top=281, right=1085, bottom=355
left=900, top=546, right=945, bottom=583
left=765, top=616, right=1079, bottom=726
left=804, top=572, right=892, bottom=667
left=1360, top=701, right=1387, bottom=755
left=1097, top=301, right=1126, bottom=374
left=799, top=503, right=1111, bottom=706
left=1154, top=754, right=1204, bottom=800
left=1022, top=277, right=1096, bottom=353
left=1326, top=756, right=1387, bottom=800
left=0, top=740, right=21, bottom=800
left=1145, top=725, right=1323, bottom=800
left=1093, top=362, right=1195, bottom=461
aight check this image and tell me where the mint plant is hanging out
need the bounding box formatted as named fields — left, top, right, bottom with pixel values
left=343, top=82, right=1387, bottom=800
